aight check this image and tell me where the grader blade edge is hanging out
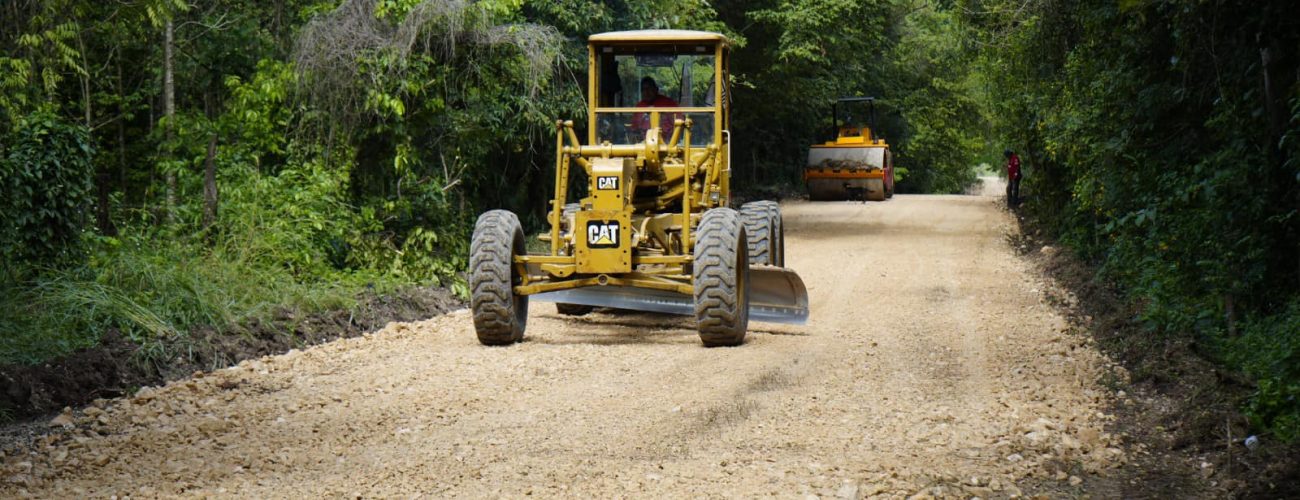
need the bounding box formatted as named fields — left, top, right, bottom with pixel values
left=534, top=286, right=693, bottom=317
left=533, top=265, right=809, bottom=325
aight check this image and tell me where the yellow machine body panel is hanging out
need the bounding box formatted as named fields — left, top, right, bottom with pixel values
left=574, top=210, right=632, bottom=274
left=575, top=158, right=635, bottom=274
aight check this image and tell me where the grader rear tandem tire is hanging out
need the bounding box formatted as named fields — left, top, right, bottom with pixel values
left=693, top=208, right=751, bottom=347
left=470, top=210, right=529, bottom=345
left=740, top=201, right=783, bottom=267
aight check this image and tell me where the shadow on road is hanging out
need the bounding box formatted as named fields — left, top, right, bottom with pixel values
left=532, top=311, right=807, bottom=346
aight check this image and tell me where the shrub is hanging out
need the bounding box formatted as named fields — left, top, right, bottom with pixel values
left=1227, top=302, right=1300, bottom=442
left=0, top=111, right=94, bottom=269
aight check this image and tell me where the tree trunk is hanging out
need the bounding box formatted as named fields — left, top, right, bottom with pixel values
left=1258, top=39, right=1284, bottom=145
left=118, top=62, right=127, bottom=198
left=163, top=18, right=177, bottom=223
left=1259, top=34, right=1300, bottom=287
left=96, top=171, right=117, bottom=236
left=78, top=29, right=91, bottom=129
left=202, top=134, right=219, bottom=232
left=80, top=26, right=110, bottom=234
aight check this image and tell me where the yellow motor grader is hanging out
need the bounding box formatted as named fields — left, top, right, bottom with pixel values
left=470, top=30, right=809, bottom=347
left=804, top=97, right=895, bottom=201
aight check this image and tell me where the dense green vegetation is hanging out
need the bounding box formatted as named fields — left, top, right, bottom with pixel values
left=1, top=0, right=983, bottom=367
left=964, top=0, right=1300, bottom=440
left=7, top=0, right=1293, bottom=443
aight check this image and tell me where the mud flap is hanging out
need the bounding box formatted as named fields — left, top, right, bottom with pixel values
left=532, top=266, right=810, bottom=325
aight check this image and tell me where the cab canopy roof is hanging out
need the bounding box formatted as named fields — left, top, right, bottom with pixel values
left=588, top=29, right=730, bottom=47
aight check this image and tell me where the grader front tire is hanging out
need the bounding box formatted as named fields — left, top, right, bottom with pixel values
left=693, top=208, right=751, bottom=347
left=470, top=210, right=528, bottom=345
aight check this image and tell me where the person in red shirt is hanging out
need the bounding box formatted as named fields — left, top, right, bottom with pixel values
left=633, top=77, right=678, bottom=138
left=1005, top=149, right=1022, bottom=206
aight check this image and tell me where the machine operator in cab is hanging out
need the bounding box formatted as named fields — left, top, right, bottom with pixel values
left=633, top=77, right=678, bottom=137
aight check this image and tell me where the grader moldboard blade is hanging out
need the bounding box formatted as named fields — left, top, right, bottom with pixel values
left=533, top=266, right=810, bottom=325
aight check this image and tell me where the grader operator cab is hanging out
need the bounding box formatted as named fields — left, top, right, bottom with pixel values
left=804, top=97, right=895, bottom=201
left=470, top=30, right=809, bottom=347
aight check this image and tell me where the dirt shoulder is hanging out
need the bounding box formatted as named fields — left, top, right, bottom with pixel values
left=1005, top=195, right=1300, bottom=498
left=1, top=287, right=462, bottom=424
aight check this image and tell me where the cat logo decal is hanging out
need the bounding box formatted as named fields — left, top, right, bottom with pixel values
left=586, top=221, right=620, bottom=248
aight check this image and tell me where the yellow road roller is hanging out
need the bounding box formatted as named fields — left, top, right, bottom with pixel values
left=804, top=97, right=895, bottom=201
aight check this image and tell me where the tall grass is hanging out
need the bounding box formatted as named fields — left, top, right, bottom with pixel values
left=0, top=234, right=365, bottom=366
left=2, top=133, right=466, bottom=368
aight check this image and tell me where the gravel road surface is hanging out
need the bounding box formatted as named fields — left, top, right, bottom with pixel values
left=2, top=178, right=1126, bottom=497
